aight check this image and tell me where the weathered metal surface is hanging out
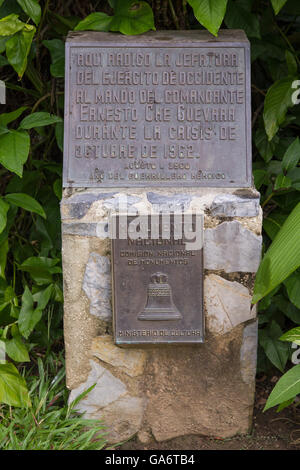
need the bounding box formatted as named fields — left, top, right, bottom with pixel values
left=63, top=30, right=251, bottom=188
left=111, top=214, right=204, bottom=344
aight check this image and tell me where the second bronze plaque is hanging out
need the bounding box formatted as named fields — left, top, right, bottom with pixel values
left=112, top=214, right=204, bottom=345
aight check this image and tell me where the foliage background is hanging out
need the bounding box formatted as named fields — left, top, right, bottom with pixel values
left=0, top=0, right=299, bottom=414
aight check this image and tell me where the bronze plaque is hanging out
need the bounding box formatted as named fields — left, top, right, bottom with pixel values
left=63, top=30, right=251, bottom=188
left=111, top=214, right=204, bottom=345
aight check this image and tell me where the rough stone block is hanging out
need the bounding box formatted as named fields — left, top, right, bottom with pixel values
left=69, top=360, right=127, bottom=414
left=91, top=336, right=147, bottom=377
left=204, top=221, right=262, bottom=272
left=211, top=193, right=260, bottom=217
left=204, top=274, right=254, bottom=335
left=82, top=253, right=111, bottom=320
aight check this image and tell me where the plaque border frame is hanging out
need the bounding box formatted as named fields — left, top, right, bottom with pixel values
left=63, top=32, right=251, bottom=188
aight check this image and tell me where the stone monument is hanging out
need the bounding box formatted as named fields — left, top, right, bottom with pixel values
left=61, top=30, right=262, bottom=443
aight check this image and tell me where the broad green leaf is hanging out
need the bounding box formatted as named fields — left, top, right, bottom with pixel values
left=271, top=0, right=288, bottom=15
left=75, top=12, right=112, bottom=31
left=0, top=238, right=8, bottom=279
left=284, top=273, right=300, bottom=309
left=42, top=39, right=65, bottom=78
left=5, top=24, right=35, bottom=78
left=19, top=112, right=62, bottom=130
left=0, top=106, right=28, bottom=127
left=264, top=364, right=300, bottom=411
left=224, top=1, right=260, bottom=38
left=285, top=50, right=297, bottom=76
left=5, top=193, right=46, bottom=219
left=0, top=36, right=9, bottom=53
left=5, top=336, right=30, bottom=362
left=253, top=169, right=268, bottom=189
left=255, top=128, right=276, bottom=162
left=273, top=295, right=300, bottom=323
left=259, top=321, right=289, bottom=372
left=110, top=0, right=155, bottom=35
left=253, top=202, right=300, bottom=303
left=0, top=362, right=31, bottom=407
left=18, top=286, right=42, bottom=339
left=32, top=284, right=53, bottom=310
left=0, top=129, right=30, bottom=177
left=55, top=121, right=63, bottom=152
left=187, top=0, right=228, bottom=36
left=19, top=257, right=60, bottom=285
left=0, top=54, right=8, bottom=66
left=274, top=174, right=291, bottom=190
left=53, top=178, right=62, bottom=200
left=280, top=327, right=300, bottom=346
left=263, top=212, right=287, bottom=241
left=281, top=137, right=300, bottom=171
left=0, top=199, right=9, bottom=234
left=16, top=0, right=41, bottom=25
left=263, top=77, right=295, bottom=141
left=0, top=14, right=24, bottom=36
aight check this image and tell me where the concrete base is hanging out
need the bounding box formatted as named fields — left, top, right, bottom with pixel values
left=61, top=187, right=262, bottom=443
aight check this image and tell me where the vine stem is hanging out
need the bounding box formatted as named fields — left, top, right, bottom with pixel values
left=168, top=0, right=180, bottom=30
left=31, top=91, right=64, bottom=113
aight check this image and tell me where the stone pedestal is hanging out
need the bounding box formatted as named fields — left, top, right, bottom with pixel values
left=61, top=187, right=262, bottom=444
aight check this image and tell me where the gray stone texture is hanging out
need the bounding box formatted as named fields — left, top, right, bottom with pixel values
left=211, top=193, right=260, bottom=217
left=204, top=221, right=262, bottom=272
left=82, top=253, right=112, bottom=320
left=240, top=320, right=258, bottom=385
left=204, top=274, right=254, bottom=335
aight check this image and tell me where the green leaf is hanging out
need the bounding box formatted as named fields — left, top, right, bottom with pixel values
left=18, top=286, right=42, bottom=339
left=285, top=50, right=297, bottom=76
left=19, top=257, right=60, bottom=285
left=0, top=199, right=9, bottom=234
left=264, top=364, right=300, bottom=411
left=55, top=121, right=63, bottom=151
left=0, top=238, right=8, bottom=279
left=255, top=128, right=276, bottom=163
left=253, top=169, right=268, bottom=189
left=16, top=0, right=41, bottom=25
left=0, top=14, right=24, bottom=36
left=0, top=54, right=8, bottom=66
left=284, top=273, right=300, bottom=309
left=5, top=24, right=36, bottom=78
left=0, top=129, right=30, bottom=177
left=259, top=321, right=289, bottom=372
left=74, top=12, right=112, bottom=31
left=187, top=0, right=228, bottom=36
left=0, top=362, right=31, bottom=407
left=5, top=193, right=46, bottom=219
left=42, top=39, right=65, bottom=78
left=280, top=327, right=300, bottom=346
left=19, top=112, right=62, bottom=130
left=224, top=1, right=260, bottom=38
left=273, top=295, right=300, bottom=323
left=32, top=284, right=53, bottom=310
left=271, top=0, right=288, bottom=15
left=5, top=336, right=30, bottom=362
left=110, top=0, right=155, bottom=35
left=253, top=202, right=300, bottom=303
left=53, top=179, right=62, bottom=200
left=0, top=106, right=28, bottom=127
left=274, top=174, right=291, bottom=190
left=263, top=212, right=287, bottom=241
left=263, top=77, right=295, bottom=141
left=281, top=137, right=300, bottom=171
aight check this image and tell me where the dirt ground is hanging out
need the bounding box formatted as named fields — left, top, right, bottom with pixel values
left=119, top=374, right=300, bottom=451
